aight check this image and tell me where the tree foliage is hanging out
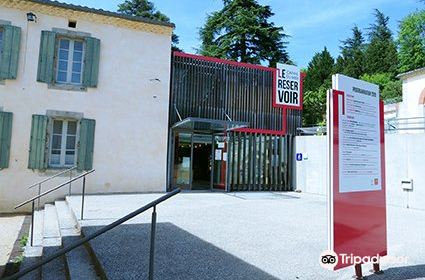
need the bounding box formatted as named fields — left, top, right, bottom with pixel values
left=334, top=26, right=365, bottom=78
left=398, top=10, right=425, bottom=73
left=360, top=73, right=402, bottom=101
left=364, top=9, right=398, bottom=76
left=303, top=47, right=334, bottom=92
left=199, top=0, right=289, bottom=66
left=302, top=48, right=334, bottom=125
left=118, top=0, right=181, bottom=51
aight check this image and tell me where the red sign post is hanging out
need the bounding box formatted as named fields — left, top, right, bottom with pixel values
left=328, top=75, right=387, bottom=275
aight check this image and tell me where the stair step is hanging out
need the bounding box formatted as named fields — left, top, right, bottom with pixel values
left=41, top=246, right=67, bottom=280
left=18, top=256, right=42, bottom=280
left=63, top=236, right=101, bottom=280
left=43, top=204, right=61, bottom=247
left=27, top=210, right=44, bottom=249
left=55, top=200, right=80, bottom=236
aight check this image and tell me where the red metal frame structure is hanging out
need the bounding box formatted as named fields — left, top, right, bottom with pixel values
left=330, top=89, right=387, bottom=270
left=173, top=51, right=304, bottom=136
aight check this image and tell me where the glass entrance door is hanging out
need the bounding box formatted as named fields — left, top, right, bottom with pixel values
left=173, top=132, right=192, bottom=190
left=172, top=131, right=228, bottom=191
left=212, top=135, right=227, bottom=190
left=191, top=134, right=213, bottom=190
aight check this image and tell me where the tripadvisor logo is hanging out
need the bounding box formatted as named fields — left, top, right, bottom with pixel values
left=320, top=250, right=338, bottom=270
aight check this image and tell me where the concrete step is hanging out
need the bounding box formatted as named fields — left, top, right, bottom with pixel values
left=55, top=200, right=80, bottom=237
left=56, top=201, right=101, bottom=279
left=43, top=204, right=62, bottom=247
left=62, top=236, right=102, bottom=280
left=41, top=246, right=67, bottom=280
left=18, top=256, right=42, bottom=280
left=26, top=210, right=44, bottom=250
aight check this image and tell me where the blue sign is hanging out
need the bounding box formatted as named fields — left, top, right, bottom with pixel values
left=296, top=153, right=303, bottom=161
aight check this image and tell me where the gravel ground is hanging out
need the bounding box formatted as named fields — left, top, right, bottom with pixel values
left=67, top=192, right=425, bottom=280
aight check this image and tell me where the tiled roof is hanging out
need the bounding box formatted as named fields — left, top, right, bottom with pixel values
left=26, top=0, right=175, bottom=28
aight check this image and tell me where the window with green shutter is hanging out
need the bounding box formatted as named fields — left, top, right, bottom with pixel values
left=0, top=24, right=21, bottom=80
left=37, top=30, right=100, bottom=88
left=0, top=111, right=13, bottom=169
left=28, top=114, right=95, bottom=170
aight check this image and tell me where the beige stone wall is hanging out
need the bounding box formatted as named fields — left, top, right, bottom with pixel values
left=0, top=5, right=172, bottom=212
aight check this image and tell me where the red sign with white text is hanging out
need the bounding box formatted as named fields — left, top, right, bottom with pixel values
left=328, top=75, right=387, bottom=270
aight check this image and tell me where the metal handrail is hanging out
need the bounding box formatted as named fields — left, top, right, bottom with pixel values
left=15, top=169, right=94, bottom=209
left=5, top=188, right=181, bottom=280
left=27, top=166, right=77, bottom=189
left=15, top=169, right=95, bottom=246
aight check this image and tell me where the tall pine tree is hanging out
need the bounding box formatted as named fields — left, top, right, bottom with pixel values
left=303, top=47, right=334, bottom=92
left=335, top=26, right=365, bottom=78
left=118, top=0, right=181, bottom=51
left=199, top=0, right=289, bottom=66
left=364, top=9, right=398, bottom=76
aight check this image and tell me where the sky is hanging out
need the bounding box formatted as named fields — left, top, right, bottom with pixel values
left=62, top=0, right=423, bottom=68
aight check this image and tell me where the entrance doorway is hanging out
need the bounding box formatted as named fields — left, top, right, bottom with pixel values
left=192, top=134, right=212, bottom=190
left=172, top=131, right=226, bottom=191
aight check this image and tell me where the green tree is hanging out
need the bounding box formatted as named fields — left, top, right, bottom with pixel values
left=303, top=47, right=334, bottom=92
left=118, top=0, right=181, bottom=51
left=398, top=10, right=425, bottom=73
left=335, top=26, right=365, bottom=78
left=199, top=0, right=289, bottom=66
left=360, top=73, right=402, bottom=101
left=302, top=83, right=329, bottom=126
left=302, top=48, right=334, bottom=125
left=364, top=9, right=398, bottom=76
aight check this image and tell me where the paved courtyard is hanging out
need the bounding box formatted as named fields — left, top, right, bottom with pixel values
left=67, top=192, right=425, bottom=280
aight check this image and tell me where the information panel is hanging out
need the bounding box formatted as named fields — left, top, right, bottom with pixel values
left=328, top=74, right=387, bottom=270
left=333, top=75, right=381, bottom=193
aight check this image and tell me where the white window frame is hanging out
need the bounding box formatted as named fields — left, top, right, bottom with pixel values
left=48, top=118, right=79, bottom=168
left=55, top=37, right=85, bottom=85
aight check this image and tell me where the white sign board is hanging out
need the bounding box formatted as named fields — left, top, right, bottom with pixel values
left=215, top=149, right=222, bottom=161
left=332, top=74, right=381, bottom=193
left=275, top=63, right=301, bottom=108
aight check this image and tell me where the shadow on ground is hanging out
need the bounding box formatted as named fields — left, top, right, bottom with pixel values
left=365, top=264, right=425, bottom=280
left=83, top=222, right=278, bottom=280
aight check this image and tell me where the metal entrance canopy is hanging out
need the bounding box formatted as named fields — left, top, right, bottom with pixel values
left=172, top=117, right=248, bottom=132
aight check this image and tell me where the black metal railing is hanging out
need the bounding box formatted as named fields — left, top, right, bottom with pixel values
left=15, top=169, right=95, bottom=246
left=27, top=166, right=77, bottom=209
left=5, top=188, right=181, bottom=280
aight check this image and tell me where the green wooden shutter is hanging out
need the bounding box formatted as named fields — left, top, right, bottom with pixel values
left=0, top=25, right=21, bottom=80
left=77, top=118, right=95, bottom=170
left=0, top=112, right=13, bottom=169
left=28, top=115, right=48, bottom=169
left=82, top=37, right=100, bottom=87
left=37, top=31, right=56, bottom=83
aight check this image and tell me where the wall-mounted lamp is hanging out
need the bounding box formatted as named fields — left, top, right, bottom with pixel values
left=26, top=12, right=37, bottom=22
